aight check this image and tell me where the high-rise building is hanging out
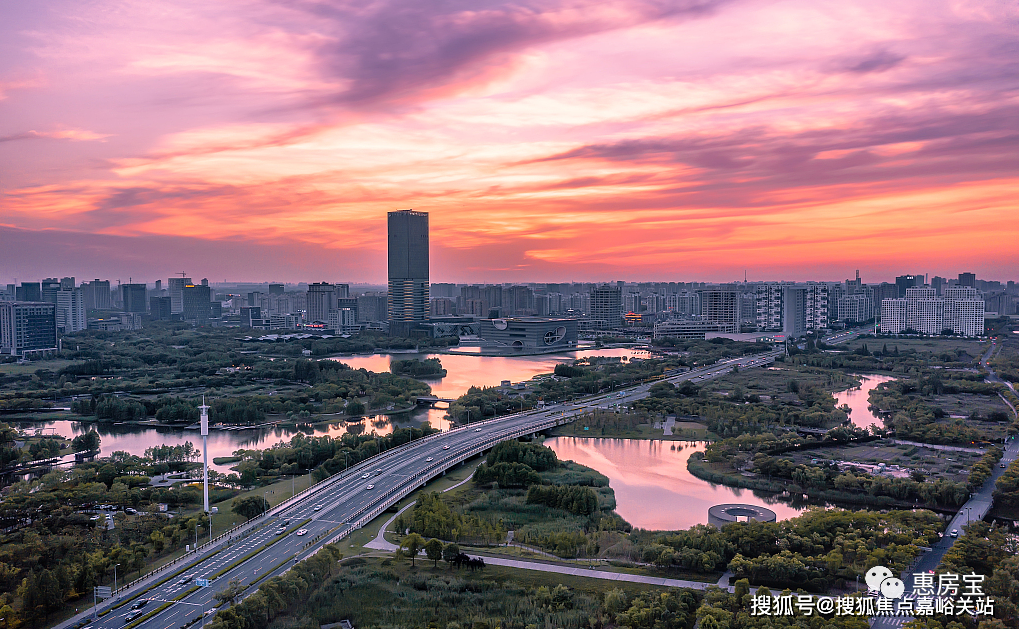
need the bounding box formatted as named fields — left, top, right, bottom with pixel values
left=306, top=282, right=338, bottom=323
left=699, top=290, right=740, bottom=333
left=906, top=287, right=942, bottom=335
left=881, top=299, right=908, bottom=333
left=17, top=282, right=41, bottom=302
left=150, top=296, right=173, bottom=320
left=895, top=275, right=923, bottom=298
left=356, top=293, right=388, bottom=323
left=268, top=283, right=285, bottom=296
left=388, top=210, right=429, bottom=332
left=41, top=278, right=61, bottom=304
left=958, top=272, right=976, bottom=288
left=782, top=286, right=807, bottom=336
left=0, top=302, right=57, bottom=356
left=121, top=283, right=148, bottom=313
left=56, top=288, right=86, bottom=333
left=590, top=285, right=622, bottom=328
left=82, top=279, right=112, bottom=310
left=168, top=277, right=192, bottom=314
left=182, top=284, right=212, bottom=322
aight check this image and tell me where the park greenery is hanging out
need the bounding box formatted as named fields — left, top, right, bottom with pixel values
left=1, top=325, right=439, bottom=424
left=390, top=357, right=447, bottom=378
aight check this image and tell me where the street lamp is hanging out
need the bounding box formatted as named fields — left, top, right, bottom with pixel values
left=114, top=563, right=120, bottom=595
left=195, top=524, right=202, bottom=551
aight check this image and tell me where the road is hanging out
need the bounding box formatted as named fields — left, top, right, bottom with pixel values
left=870, top=341, right=1019, bottom=629
left=58, top=348, right=783, bottom=629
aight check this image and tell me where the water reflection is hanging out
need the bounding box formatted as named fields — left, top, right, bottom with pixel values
left=834, top=374, right=897, bottom=430
left=544, top=437, right=806, bottom=530
left=10, top=412, right=437, bottom=474
left=328, top=347, right=647, bottom=400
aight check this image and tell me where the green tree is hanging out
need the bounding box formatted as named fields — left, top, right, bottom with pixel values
left=424, top=538, right=443, bottom=568
left=232, top=496, right=269, bottom=521
left=400, top=533, right=425, bottom=567
left=442, top=542, right=459, bottom=570
left=72, top=431, right=101, bottom=453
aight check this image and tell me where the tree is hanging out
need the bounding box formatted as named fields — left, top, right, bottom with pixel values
left=232, top=496, right=269, bottom=521
left=214, top=578, right=246, bottom=606
left=72, top=431, right=101, bottom=453
left=400, top=533, right=425, bottom=567
left=442, top=542, right=459, bottom=570
left=424, top=538, right=443, bottom=568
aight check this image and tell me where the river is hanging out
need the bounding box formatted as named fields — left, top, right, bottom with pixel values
left=833, top=374, right=896, bottom=430
left=12, top=347, right=650, bottom=473
left=544, top=437, right=806, bottom=530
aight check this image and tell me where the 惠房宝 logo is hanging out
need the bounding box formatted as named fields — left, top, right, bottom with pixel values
left=866, top=565, right=905, bottom=599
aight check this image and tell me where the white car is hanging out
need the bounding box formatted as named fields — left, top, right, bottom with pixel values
left=313, top=505, right=322, bottom=511
left=442, top=445, right=450, bottom=450
left=475, top=428, right=482, bottom=432
left=365, top=484, right=375, bottom=490
left=275, top=527, right=286, bottom=535
left=426, top=457, right=433, bottom=462
left=950, top=529, right=959, bottom=538
left=296, top=529, right=309, bottom=536
left=361, top=473, right=371, bottom=479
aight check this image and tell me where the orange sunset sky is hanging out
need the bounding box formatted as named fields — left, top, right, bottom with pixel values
left=1, top=0, right=1017, bottom=283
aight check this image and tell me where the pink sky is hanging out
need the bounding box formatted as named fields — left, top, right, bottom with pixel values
left=1, top=0, right=1017, bottom=284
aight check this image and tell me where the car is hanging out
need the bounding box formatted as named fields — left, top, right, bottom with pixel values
left=177, top=576, right=193, bottom=586
left=313, top=505, right=322, bottom=511
left=475, top=428, right=482, bottom=432
left=1002, top=463, right=1007, bottom=468
left=124, top=611, right=143, bottom=623
left=90, top=515, right=101, bottom=521
left=125, top=507, right=138, bottom=515
left=361, top=473, right=371, bottom=479
left=296, top=528, right=309, bottom=536
left=374, top=469, right=382, bottom=474
left=950, top=529, right=959, bottom=538
left=275, top=527, right=286, bottom=535
left=426, top=457, right=433, bottom=462
left=365, top=484, right=375, bottom=490
left=282, top=518, right=291, bottom=525
left=130, top=600, right=149, bottom=610
left=442, top=445, right=450, bottom=450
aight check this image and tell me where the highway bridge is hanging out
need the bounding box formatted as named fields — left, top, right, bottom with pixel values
left=56, top=347, right=782, bottom=629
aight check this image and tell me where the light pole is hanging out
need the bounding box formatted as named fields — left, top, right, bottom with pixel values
left=195, top=524, right=202, bottom=551
left=114, top=563, right=120, bottom=594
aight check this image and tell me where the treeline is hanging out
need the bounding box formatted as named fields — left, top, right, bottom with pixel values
left=659, top=509, right=940, bottom=592
left=390, top=358, right=446, bottom=378
left=473, top=462, right=541, bottom=487
left=396, top=492, right=507, bottom=545
left=526, top=485, right=599, bottom=515
left=937, top=521, right=1019, bottom=624
left=994, top=455, right=1019, bottom=508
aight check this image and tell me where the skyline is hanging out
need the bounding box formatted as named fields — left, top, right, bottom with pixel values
left=2, top=0, right=1017, bottom=282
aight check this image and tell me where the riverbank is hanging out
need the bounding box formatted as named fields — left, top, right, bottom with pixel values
left=686, top=450, right=959, bottom=515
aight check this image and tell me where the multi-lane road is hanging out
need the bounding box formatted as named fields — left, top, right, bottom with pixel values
left=59, top=347, right=783, bottom=629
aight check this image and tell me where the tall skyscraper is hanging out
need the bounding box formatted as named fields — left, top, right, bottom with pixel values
left=121, top=283, right=148, bottom=313
left=306, top=282, right=338, bottom=323
left=82, top=279, right=112, bottom=310
left=168, top=277, right=192, bottom=314
left=699, top=290, right=740, bottom=333
left=388, top=210, right=429, bottom=334
left=590, top=285, right=622, bottom=328
left=0, top=302, right=57, bottom=356
left=56, top=288, right=86, bottom=333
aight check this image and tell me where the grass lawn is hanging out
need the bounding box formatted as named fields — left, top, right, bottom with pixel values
left=699, top=364, right=861, bottom=398
left=0, top=358, right=77, bottom=375
left=845, top=337, right=985, bottom=360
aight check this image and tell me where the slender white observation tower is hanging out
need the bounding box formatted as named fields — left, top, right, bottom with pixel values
left=200, top=396, right=210, bottom=514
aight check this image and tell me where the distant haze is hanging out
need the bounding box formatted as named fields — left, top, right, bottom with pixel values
left=1, top=0, right=1016, bottom=282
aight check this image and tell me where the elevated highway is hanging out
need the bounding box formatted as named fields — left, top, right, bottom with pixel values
left=58, top=347, right=782, bottom=629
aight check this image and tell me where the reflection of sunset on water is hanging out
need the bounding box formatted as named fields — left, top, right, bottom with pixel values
left=545, top=437, right=806, bottom=530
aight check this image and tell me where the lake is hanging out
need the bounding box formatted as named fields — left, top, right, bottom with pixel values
left=14, top=347, right=650, bottom=473
left=544, top=436, right=807, bottom=530
left=833, top=374, right=897, bottom=430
